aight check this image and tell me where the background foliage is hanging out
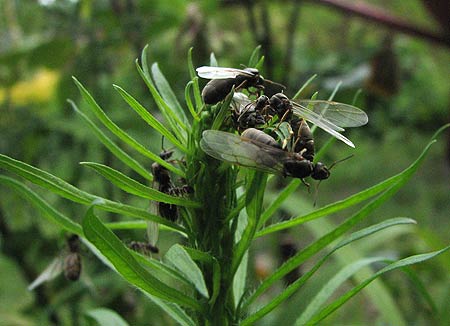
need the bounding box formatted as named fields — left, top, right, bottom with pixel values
left=1, top=1, right=449, bottom=325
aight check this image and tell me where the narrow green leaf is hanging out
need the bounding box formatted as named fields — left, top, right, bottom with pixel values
left=144, top=293, right=196, bottom=326
left=257, top=123, right=450, bottom=237
left=80, top=162, right=200, bottom=207
left=308, top=246, right=450, bottom=324
left=231, top=171, right=267, bottom=278
left=68, top=100, right=153, bottom=180
left=240, top=217, right=416, bottom=324
left=0, top=176, right=82, bottom=235
left=113, top=85, right=187, bottom=152
left=151, top=63, right=190, bottom=128
left=248, top=46, right=261, bottom=67
left=85, top=308, right=129, bottom=326
left=296, top=257, right=389, bottom=325
left=187, top=47, right=203, bottom=109
left=165, top=244, right=209, bottom=298
left=137, top=48, right=187, bottom=142
left=292, top=74, right=317, bottom=100
left=72, top=77, right=184, bottom=177
left=185, top=80, right=200, bottom=120
left=244, top=133, right=438, bottom=308
left=82, top=206, right=202, bottom=311
left=0, top=154, right=184, bottom=231
left=258, top=179, right=302, bottom=228
left=211, top=89, right=235, bottom=130
left=233, top=251, right=248, bottom=308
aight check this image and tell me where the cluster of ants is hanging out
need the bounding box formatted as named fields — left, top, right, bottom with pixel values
left=129, top=65, right=368, bottom=256
left=198, top=66, right=368, bottom=186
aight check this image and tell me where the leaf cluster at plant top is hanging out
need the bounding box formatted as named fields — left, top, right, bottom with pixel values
left=1, top=45, right=448, bottom=326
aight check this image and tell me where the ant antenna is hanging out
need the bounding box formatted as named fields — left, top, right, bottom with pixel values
left=313, top=154, right=355, bottom=206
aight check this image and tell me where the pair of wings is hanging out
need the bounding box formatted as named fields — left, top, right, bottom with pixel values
left=197, top=66, right=368, bottom=148
left=200, top=130, right=290, bottom=175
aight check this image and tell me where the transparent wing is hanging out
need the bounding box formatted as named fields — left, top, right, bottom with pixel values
left=296, top=100, right=368, bottom=127
left=232, top=93, right=252, bottom=113
left=147, top=180, right=160, bottom=247
left=291, top=102, right=356, bottom=148
left=28, top=257, right=63, bottom=290
left=200, top=130, right=286, bottom=174
left=196, top=66, right=253, bottom=79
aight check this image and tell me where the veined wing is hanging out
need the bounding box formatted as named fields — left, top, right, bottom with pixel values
left=291, top=102, right=355, bottom=148
left=296, top=100, right=368, bottom=127
left=200, top=130, right=285, bottom=174
left=232, top=93, right=252, bottom=113
left=196, top=66, right=254, bottom=79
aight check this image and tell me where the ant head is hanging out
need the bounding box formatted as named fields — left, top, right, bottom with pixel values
left=311, top=162, right=330, bottom=180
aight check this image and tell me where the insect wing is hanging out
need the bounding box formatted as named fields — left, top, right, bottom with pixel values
left=291, top=102, right=356, bottom=148
left=232, top=93, right=253, bottom=115
left=200, top=130, right=285, bottom=174
left=297, top=100, right=368, bottom=127
left=196, top=66, right=254, bottom=79
left=28, top=257, right=64, bottom=290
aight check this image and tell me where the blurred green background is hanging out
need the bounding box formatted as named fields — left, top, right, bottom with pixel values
left=1, top=1, right=449, bottom=325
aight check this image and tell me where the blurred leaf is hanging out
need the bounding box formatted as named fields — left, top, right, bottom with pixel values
left=0, top=176, right=82, bottom=235
left=0, top=254, right=33, bottom=312
left=85, top=307, right=129, bottom=326
left=308, top=246, right=450, bottom=324
left=241, top=217, right=416, bottom=324
left=296, top=257, right=390, bottom=325
left=248, top=46, right=262, bottom=68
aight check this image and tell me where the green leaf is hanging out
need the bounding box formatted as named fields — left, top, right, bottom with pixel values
left=296, top=257, right=389, bottom=325
left=240, top=217, right=416, bottom=324
left=258, top=179, right=302, bottom=228
left=144, top=293, right=196, bottom=326
left=72, top=77, right=184, bottom=177
left=165, top=244, right=209, bottom=298
left=0, top=154, right=183, bottom=231
left=138, top=46, right=187, bottom=142
left=185, top=80, right=200, bottom=121
left=292, top=74, right=317, bottom=100
left=85, top=308, right=129, bottom=326
left=82, top=206, right=202, bottom=311
left=244, top=129, right=440, bottom=308
left=256, top=127, right=443, bottom=238
left=68, top=100, right=153, bottom=180
left=0, top=176, right=82, bottom=235
left=248, top=46, right=261, bottom=68
left=308, top=246, right=450, bottom=324
left=187, top=47, right=202, bottom=109
left=151, top=63, right=190, bottom=128
left=112, top=85, right=187, bottom=153
left=231, top=171, right=267, bottom=278
left=211, top=89, right=235, bottom=130
left=80, top=162, right=200, bottom=207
